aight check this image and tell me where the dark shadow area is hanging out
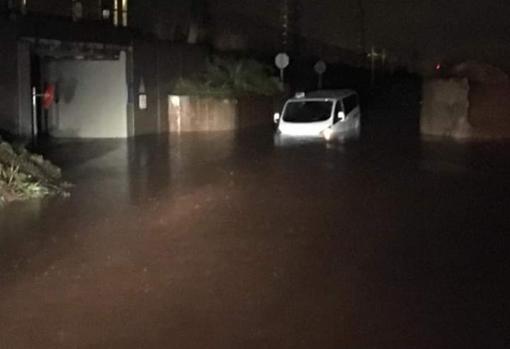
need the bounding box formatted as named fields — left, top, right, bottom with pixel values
left=362, top=71, right=423, bottom=142
left=33, top=138, right=124, bottom=169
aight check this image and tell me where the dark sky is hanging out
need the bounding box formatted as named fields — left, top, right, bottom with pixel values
left=210, top=0, right=510, bottom=70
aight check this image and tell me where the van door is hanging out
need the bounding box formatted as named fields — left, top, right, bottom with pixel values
left=331, top=100, right=345, bottom=132
left=342, top=94, right=361, bottom=130
left=352, top=94, right=361, bottom=129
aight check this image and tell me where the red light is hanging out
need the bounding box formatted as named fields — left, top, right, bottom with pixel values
left=435, top=64, right=441, bottom=71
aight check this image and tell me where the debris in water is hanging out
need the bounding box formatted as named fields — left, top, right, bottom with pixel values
left=0, top=136, right=71, bottom=204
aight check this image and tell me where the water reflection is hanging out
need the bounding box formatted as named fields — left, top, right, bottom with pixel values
left=127, top=135, right=171, bottom=202
left=127, top=131, right=237, bottom=203
left=273, top=130, right=360, bottom=148
left=2, top=128, right=509, bottom=274
left=1, top=126, right=509, bottom=348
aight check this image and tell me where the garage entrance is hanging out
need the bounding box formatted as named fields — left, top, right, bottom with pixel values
left=27, top=39, right=132, bottom=139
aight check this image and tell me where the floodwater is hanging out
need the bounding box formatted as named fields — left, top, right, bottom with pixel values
left=0, top=125, right=509, bottom=348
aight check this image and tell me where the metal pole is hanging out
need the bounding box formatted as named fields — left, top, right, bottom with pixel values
left=31, top=87, right=38, bottom=139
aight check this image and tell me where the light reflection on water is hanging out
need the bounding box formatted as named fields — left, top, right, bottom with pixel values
left=1, top=128, right=509, bottom=267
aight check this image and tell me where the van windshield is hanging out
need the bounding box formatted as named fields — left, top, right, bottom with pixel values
left=283, top=101, right=333, bottom=123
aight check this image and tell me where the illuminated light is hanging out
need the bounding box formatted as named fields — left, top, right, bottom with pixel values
left=122, top=0, right=128, bottom=27
left=170, top=96, right=181, bottom=107
left=113, top=0, right=118, bottom=26
left=138, top=94, right=147, bottom=110
left=102, top=9, right=111, bottom=20
left=273, top=112, right=281, bottom=124
left=322, top=128, right=333, bottom=141
left=435, top=64, right=441, bottom=71
left=169, top=95, right=183, bottom=132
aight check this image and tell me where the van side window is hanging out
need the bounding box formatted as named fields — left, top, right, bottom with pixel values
left=333, top=101, right=343, bottom=123
left=343, top=95, right=358, bottom=114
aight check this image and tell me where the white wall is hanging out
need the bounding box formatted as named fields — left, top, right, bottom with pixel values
left=46, top=52, right=128, bottom=138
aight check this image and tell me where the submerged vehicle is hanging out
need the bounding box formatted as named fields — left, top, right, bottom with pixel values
left=274, top=90, right=361, bottom=141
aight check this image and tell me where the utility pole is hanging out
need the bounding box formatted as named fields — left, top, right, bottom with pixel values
left=369, top=46, right=376, bottom=88
left=281, top=0, right=290, bottom=52
left=368, top=46, right=386, bottom=89
left=280, top=0, right=301, bottom=54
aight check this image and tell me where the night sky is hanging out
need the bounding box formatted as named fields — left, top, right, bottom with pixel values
left=210, top=0, right=510, bottom=70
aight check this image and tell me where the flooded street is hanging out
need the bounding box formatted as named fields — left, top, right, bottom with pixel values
left=0, top=126, right=509, bottom=348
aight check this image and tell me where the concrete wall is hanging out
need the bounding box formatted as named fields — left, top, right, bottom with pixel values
left=46, top=52, right=128, bottom=138
left=0, top=30, right=20, bottom=135
left=168, top=95, right=274, bottom=133
left=1, top=0, right=209, bottom=138
left=421, top=78, right=510, bottom=140
left=26, top=0, right=112, bottom=19
left=458, top=63, right=510, bottom=139
left=132, top=41, right=207, bottom=135
left=129, top=0, right=197, bottom=41
left=0, top=30, right=31, bottom=137
left=27, top=0, right=72, bottom=17
left=420, top=79, right=470, bottom=139
left=168, top=96, right=237, bottom=132
left=468, top=82, right=510, bottom=139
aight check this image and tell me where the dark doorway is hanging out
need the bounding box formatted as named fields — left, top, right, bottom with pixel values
left=30, top=53, right=50, bottom=138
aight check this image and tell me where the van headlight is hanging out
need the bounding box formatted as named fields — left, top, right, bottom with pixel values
left=321, top=128, right=334, bottom=140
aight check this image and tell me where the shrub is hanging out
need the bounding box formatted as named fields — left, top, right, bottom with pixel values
left=0, top=138, right=70, bottom=205
left=174, top=56, right=282, bottom=97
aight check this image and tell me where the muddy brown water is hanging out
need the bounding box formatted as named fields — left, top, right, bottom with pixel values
left=0, top=127, right=509, bottom=348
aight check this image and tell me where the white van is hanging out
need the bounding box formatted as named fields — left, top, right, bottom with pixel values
left=274, top=90, right=361, bottom=141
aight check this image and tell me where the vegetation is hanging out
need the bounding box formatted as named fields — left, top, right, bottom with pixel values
left=173, top=56, right=282, bottom=97
left=0, top=137, right=70, bottom=205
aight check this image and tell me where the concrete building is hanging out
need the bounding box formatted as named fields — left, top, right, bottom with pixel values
left=0, top=0, right=207, bottom=138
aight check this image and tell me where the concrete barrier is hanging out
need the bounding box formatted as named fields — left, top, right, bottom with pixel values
left=421, top=67, right=510, bottom=140
left=420, top=79, right=471, bottom=139
left=468, top=82, right=510, bottom=139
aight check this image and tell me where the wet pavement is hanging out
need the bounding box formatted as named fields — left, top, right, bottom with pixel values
left=0, top=125, right=509, bottom=348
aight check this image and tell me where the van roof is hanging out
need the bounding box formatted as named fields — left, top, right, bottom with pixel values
left=304, top=90, right=357, bottom=99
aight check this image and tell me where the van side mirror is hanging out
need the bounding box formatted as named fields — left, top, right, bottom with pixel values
left=337, top=111, right=346, bottom=122
left=274, top=112, right=281, bottom=124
